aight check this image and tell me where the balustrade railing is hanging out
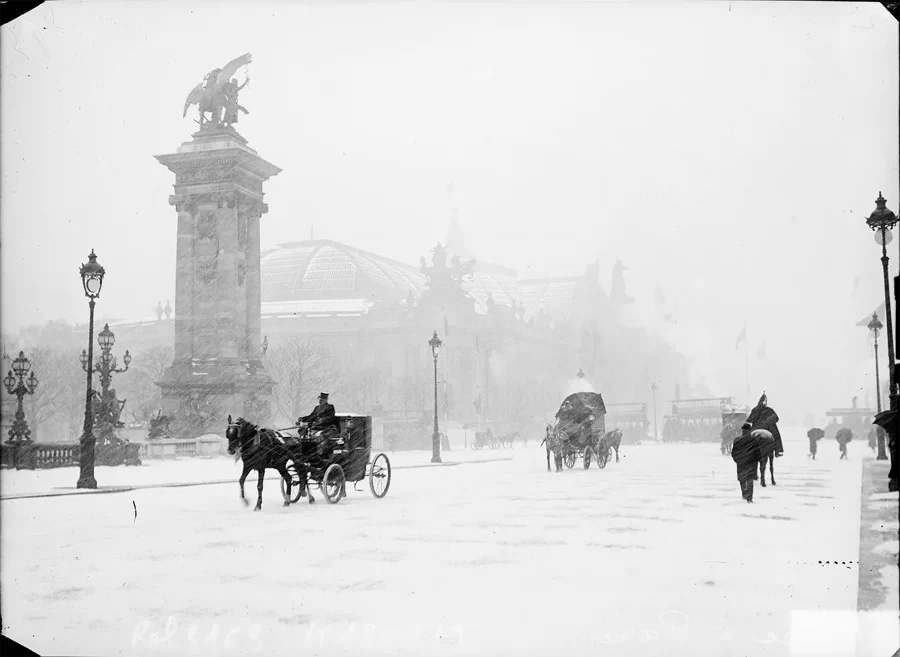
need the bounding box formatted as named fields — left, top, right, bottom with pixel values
left=1, top=441, right=142, bottom=469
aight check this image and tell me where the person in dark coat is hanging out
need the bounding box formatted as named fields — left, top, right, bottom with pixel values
left=297, top=392, right=340, bottom=435
left=835, top=427, right=853, bottom=460
left=297, top=392, right=341, bottom=460
left=732, top=422, right=761, bottom=502
left=867, top=427, right=878, bottom=454
left=746, top=392, right=783, bottom=456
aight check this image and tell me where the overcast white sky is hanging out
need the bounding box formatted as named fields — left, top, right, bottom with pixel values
left=1, top=0, right=897, bottom=418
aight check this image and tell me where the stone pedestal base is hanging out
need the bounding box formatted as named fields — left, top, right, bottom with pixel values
left=159, top=361, right=274, bottom=439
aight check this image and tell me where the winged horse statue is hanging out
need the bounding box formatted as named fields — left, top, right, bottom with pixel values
left=183, top=53, right=252, bottom=129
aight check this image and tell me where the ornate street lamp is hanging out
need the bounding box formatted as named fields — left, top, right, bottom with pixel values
left=3, top=351, right=39, bottom=443
left=77, top=249, right=105, bottom=489
left=82, top=323, right=131, bottom=447
left=868, top=312, right=888, bottom=459
left=865, top=193, right=898, bottom=465
left=651, top=382, right=659, bottom=441
left=429, top=330, right=443, bottom=464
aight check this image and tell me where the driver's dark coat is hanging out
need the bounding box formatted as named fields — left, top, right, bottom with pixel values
left=298, top=403, right=340, bottom=432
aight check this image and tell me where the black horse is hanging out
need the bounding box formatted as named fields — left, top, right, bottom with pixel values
left=225, top=415, right=314, bottom=510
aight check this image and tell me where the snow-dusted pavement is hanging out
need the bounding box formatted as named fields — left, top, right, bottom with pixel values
left=1, top=436, right=891, bottom=656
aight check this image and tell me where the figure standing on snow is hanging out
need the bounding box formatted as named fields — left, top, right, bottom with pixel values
left=732, top=422, right=761, bottom=503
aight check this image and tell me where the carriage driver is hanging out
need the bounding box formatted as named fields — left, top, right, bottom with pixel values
left=296, top=392, right=340, bottom=443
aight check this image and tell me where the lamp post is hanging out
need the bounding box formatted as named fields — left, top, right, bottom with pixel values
left=77, top=250, right=105, bottom=489
left=81, top=323, right=131, bottom=446
left=868, top=312, right=888, bottom=459
left=651, top=382, right=659, bottom=441
left=3, top=351, right=39, bottom=443
left=429, top=330, right=442, bottom=463
left=866, top=193, right=898, bottom=465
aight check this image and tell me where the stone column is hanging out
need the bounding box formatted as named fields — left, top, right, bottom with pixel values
left=155, top=128, right=281, bottom=438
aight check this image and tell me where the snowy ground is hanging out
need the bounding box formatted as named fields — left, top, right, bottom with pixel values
left=1, top=433, right=896, bottom=657
left=0, top=448, right=510, bottom=499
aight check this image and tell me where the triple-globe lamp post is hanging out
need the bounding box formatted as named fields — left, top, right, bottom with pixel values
left=429, top=330, right=443, bottom=464
left=3, top=351, right=39, bottom=444
left=77, top=250, right=105, bottom=489
left=865, top=192, right=897, bottom=463
left=80, top=323, right=131, bottom=445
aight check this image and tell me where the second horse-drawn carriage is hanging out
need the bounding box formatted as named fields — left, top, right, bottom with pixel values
left=227, top=413, right=392, bottom=510
left=544, top=391, right=614, bottom=470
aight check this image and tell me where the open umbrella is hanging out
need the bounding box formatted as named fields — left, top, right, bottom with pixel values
left=807, top=428, right=825, bottom=441
left=835, top=427, right=853, bottom=444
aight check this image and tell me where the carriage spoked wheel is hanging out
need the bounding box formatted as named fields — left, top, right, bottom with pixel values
left=596, top=447, right=609, bottom=469
left=583, top=447, right=593, bottom=469
left=564, top=452, right=576, bottom=469
left=369, top=453, right=392, bottom=499
left=323, top=463, right=346, bottom=504
left=280, top=460, right=304, bottom=504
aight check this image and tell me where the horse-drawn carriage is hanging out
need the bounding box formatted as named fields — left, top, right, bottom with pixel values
left=471, top=425, right=517, bottom=449
left=226, top=413, right=392, bottom=509
left=544, top=391, right=614, bottom=470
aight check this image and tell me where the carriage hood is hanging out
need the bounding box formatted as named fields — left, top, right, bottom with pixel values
left=556, top=392, right=606, bottom=424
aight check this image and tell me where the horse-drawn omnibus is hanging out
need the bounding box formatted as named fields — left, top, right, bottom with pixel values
left=604, top=402, right=650, bottom=444
left=662, top=397, right=733, bottom=443
left=824, top=399, right=874, bottom=442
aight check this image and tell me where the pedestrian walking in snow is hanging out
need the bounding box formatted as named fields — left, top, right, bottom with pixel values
left=836, top=427, right=852, bottom=460
left=732, top=422, right=761, bottom=503
left=807, top=428, right=824, bottom=460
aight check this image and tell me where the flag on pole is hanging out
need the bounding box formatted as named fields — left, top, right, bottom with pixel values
left=757, top=341, right=767, bottom=358
left=735, top=327, right=747, bottom=350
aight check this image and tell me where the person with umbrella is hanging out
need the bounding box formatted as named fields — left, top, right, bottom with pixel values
left=835, top=427, right=853, bottom=460
left=732, top=422, right=761, bottom=502
left=807, top=427, right=825, bottom=460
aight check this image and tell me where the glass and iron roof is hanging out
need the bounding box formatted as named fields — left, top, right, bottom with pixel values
left=260, top=240, right=604, bottom=319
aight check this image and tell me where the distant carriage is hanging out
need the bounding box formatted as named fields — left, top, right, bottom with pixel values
left=823, top=400, right=874, bottom=443
left=720, top=403, right=750, bottom=455
left=544, top=391, right=610, bottom=470
left=604, top=402, right=650, bottom=444
left=662, top=397, right=733, bottom=443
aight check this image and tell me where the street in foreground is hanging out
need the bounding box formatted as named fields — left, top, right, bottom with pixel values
left=1, top=437, right=895, bottom=657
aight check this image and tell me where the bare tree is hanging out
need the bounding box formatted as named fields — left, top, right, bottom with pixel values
left=21, top=346, right=82, bottom=440
left=265, top=337, right=337, bottom=425
left=116, top=345, right=173, bottom=423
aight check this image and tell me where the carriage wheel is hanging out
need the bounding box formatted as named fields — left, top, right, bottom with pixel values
left=564, top=453, right=576, bottom=469
left=583, top=447, right=593, bottom=469
left=323, top=464, right=346, bottom=504
left=280, top=461, right=304, bottom=504
left=369, top=453, right=392, bottom=499
left=597, top=448, right=609, bottom=469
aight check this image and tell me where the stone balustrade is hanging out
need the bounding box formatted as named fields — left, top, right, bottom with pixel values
left=1, top=442, right=142, bottom=469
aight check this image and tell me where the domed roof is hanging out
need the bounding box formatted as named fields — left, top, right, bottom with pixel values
left=261, top=241, right=426, bottom=303
left=260, top=239, right=604, bottom=319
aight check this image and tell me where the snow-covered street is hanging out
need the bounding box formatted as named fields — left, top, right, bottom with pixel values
left=0, top=437, right=887, bottom=656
